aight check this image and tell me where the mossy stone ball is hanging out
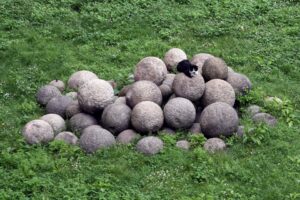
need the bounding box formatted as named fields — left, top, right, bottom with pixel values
left=202, top=57, right=228, bottom=81
left=134, top=57, right=167, bottom=85
left=55, top=131, right=78, bottom=145
left=69, top=113, right=98, bottom=134
left=49, top=80, right=65, bottom=92
left=164, top=97, right=196, bottom=129
left=252, top=113, right=277, bottom=127
left=116, top=129, right=140, bottom=144
left=163, top=48, right=187, bottom=71
left=136, top=136, right=164, bottom=155
left=68, top=70, right=98, bottom=90
left=22, top=120, right=54, bottom=144
left=46, top=96, right=74, bottom=118
left=40, top=114, right=66, bottom=135
left=200, top=102, right=239, bottom=137
left=36, top=85, right=62, bottom=106
left=190, top=53, right=214, bottom=74
left=226, top=72, right=252, bottom=95
left=204, top=138, right=226, bottom=153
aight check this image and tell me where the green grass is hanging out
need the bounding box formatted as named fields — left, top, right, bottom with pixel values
left=0, top=0, right=300, bottom=199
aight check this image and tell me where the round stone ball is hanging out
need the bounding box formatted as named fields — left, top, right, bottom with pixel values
left=78, top=79, right=114, bottom=114
left=134, top=57, right=168, bottom=85
left=189, top=123, right=201, bottom=134
left=46, top=96, right=74, bottom=118
left=126, top=81, right=162, bottom=108
left=176, top=140, right=190, bottom=150
left=114, top=97, right=126, bottom=105
left=136, top=136, right=164, bottom=155
left=68, top=70, right=98, bottom=90
left=226, top=72, right=252, bottom=95
left=164, top=97, right=196, bottom=129
left=55, top=131, right=78, bottom=145
left=252, top=113, right=277, bottom=127
left=204, top=138, right=226, bottom=153
left=159, top=84, right=173, bottom=99
left=116, top=129, right=140, bottom=144
left=79, top=125, right=116, bottom=153
left=69, top=113, right=98, bottom=134
left=200, top=102, right=239, bottom=137
left=101, top=103, right=132, bottom=135
left=131, top=101, right=164, bottom=133
left=172, top=73, right=205, bottom=101
left=49, top=80, right=65, bottom=92
left=246, top=105, right=261, bottom=116
left=163, top=48, right=187, bottom=71
left=162, top=73, right=176, bottom=88
left=40, top=114, right=66, bottom=135
left=202, top=57, right=228, bottom=81
left=201, top=79, right=235, bottom=107
left=22, top=120, right=54, bottom=144
left=65, top=101, right=82, bottom=118
left=190, top=53, right=214, bottom=74
left=66, top=92, right=78, bottom=100
left=36, top=85, right=62, bottom=106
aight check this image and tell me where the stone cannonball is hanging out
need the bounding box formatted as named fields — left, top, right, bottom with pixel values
left=114, top=97, right=127, bottom=105
left=69, top=113, right=98, bottom=134
left=22, top=120, right=54, bottom=144
left=40, top=114, right=66, bottom=135
left=55, top=131, right=78, bottom=145
left=163, top=97, right=196, bottom=129
left=68, top=70, right=98, bottom=90
left=176, top=140, right=190, bottom=150
left=204, top=138, right=226, bottom=153
left=136, top=136, right=164, bottom=155
left=200, top=102, right=239, bottom=137
left=46, top=96, right=74, bottom=118
left=159, top=84, right=173, bottom=100
left=163, top=48, right=187, bottom=71
left=190, top=53, right=214, bottom=74
left=116, top=129, right=140, bottom=144
left=78, top=79, right=114, bottom=114
left=201, top=79, right=235, bottom=107
left=252, top=113, right=277, bottom=127
left=49, top=80, right=65, bottom=92
left=79, top=125, right=116, bottom=153
left=36, top=85, right=62, bottom=106
left=65, top=101, right=82, bottom=118
left=134, top=57, right=168, bottom=85
left=202, top=57, right=228, bottom=81
left=172, top=73, right=205, bottom=101
left=126, top=81, right=162, bottom=108
left=162, top=73, right=176, bottom=88
left=101, top=103, right=132, bottom=135
left=226, top=72, right=252, bottom=95
left=66, top=92, right=78, bottom=100
left=131, top=101, right=164, bottom=133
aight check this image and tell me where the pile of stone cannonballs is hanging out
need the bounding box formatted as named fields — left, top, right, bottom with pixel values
left=22, top=48, right=265, bottom=155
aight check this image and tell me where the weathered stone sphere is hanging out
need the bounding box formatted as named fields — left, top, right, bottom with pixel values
left=246, top=105, right=261, bottom=116
left=69, top=113, right=98, bottom=134
left=189, top=123, right=201, bottom=134
left=40, top=114, right=66, bottom=135
left=163, top=48, right=187, bottom=71
left=79, top=125, right=116, bottom=153
left=101, top=103, right=132, bottom=135
left=114, top=97, right=126, bottom=105
left=201, top=79, right=235, bottom=107
left=78, top=79, right=114, bottom=114
left=49, top=80, right=65, bottom=92
left=131, top=101, right=164, bottom=133
left=65, top=101, right=82, bottom=118
left=22, top=120, right=54, bottom=144
left=202, top=57, right=228, bottom=81
left=164, top=97, right=196, bottom=129
left=176, top=140, right=190, bottom=150
left=66, top=92, right=78, bottom=100
left=226, top=72, right=252, bottom=95
left=134, top=57, right=167, bottom=85
left=55, top=131, right=78, bottom=145
left=204, top=138, right=226, bottom=153
left=126, top=81, right=162, bottom=108
left=46, top=96, right=74, bottom=118
left=116, top=129, right=140, bottom=144
left=172, top=73, right=205, bottom=101
left=68, top=70, right=98, bottom=90
left=200, top=102, right=239, bottom=137
left=162, top=73, right=176, bottom=88
left=252, top=113, right=277, bottom=127
left=36, top=85, right=61, bottom=106
left=136, top=136, right=164, bottom=155
left=190, top=53, right=214, bottom=74
left=159, top=84, right=173, bottom=99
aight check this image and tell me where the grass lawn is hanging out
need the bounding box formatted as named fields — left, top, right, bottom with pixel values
left=0, top=0, right=299, bottom=199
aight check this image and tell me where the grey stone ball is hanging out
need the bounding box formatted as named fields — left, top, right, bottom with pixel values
left=65, top=101, right=82, bottom=118
left=161, top=127, right=176, bottom=135
left=126, top=81, right=162, bottom=108
left=162, top=73, right=176, bottom=88
left=79, top=125, right=116, bottom=153
left=36, top=85, right=62, bottom=106
left=40, top=114, right=66, bottom=135
left=172, top=73, right=205, bottom=101
left=163, top=48, right=187, bottom=71
left=246, top=105, right=261, bottom=116
left=164, top=97, right=196, bottom=129
left=118, top=84, right=132, bottom=97
left=66, top=92, right=78, bottom=100
left=190, top=53, right=214, bottom=74
left=176, top=140, right=190, bottom=150
left=22, top=120, right=54, bottom=144
left=202, top=57, right=228, bottom=81
left=200, top=102, right=239, bottom=137
left=252, top=113, right=277, bottom=127
left=69, top=113, right=98, bottom=134
left=114, top=97, right=126, bottom=105
left=55, top=131, right=78, bottom=145
left=201, top=79, right=235, bottom=107
left=204, top=138, right=226, bottom=153
left=46, top=96, right=74, bottom=118
left=159, top=84, right=173, bottom=100
left=226, top=72, right=252, bottom=95
left=101, top=103, right=132, bottom=135
left=116, top=129, right=140, bottom=144
left=68, top=70, right=98, bottom=90
left=78, top=79, right=114, bottom=114
left=189, top=123, right=201, bottom=134
left=131, top=101, right=164, bottom=133
left=49, top=80, right=65, bottom=92
left=134, top=57, right=168, bottom=85
left=136, top=136, right=164, bottom=155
